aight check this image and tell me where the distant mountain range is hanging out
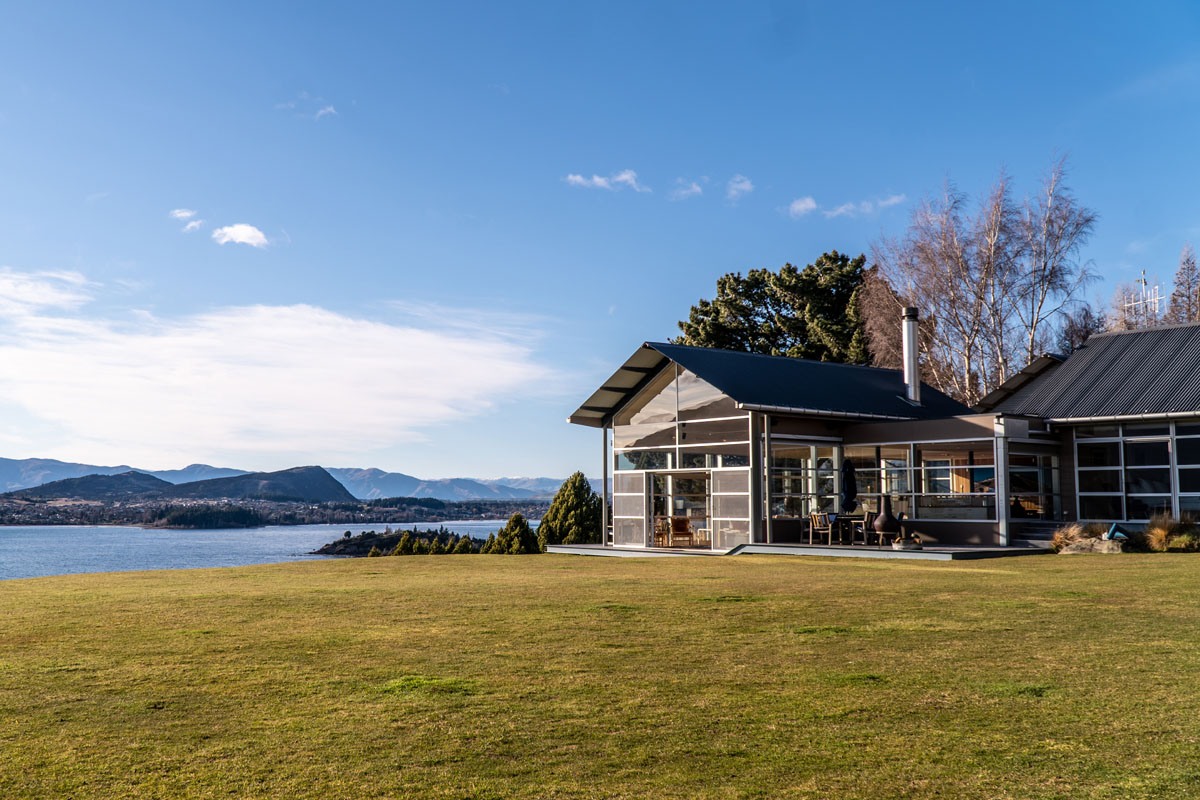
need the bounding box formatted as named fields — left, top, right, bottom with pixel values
left=5, top=466, right=357, bottom=504
left=0, top=457, right=591, bottom=501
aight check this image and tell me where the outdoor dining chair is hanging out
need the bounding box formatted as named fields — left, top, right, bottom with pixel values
left=809, top=512, right=833, bottom=545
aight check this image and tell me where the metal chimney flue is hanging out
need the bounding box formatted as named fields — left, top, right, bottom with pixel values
left=902, top=307, right=921, bottom=404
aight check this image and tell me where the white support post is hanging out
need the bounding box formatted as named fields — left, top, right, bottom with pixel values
left=994, top=419, right=1010, bottom=547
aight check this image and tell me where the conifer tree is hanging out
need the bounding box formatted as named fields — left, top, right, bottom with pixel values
left=488, top=513, right=539, bottom=554
left=428, top=536, right=444, bottom=555
left=366, top=545, right=383, bottom=557
left=481, top=533, right=497, bottom=554
left=1167, top=243, right=1200, bottom=324
left=537, top=472, right=602, bottom=550
left=397, top=531, right=415, bottom=556
left=452, top=535, right=476, bottom=554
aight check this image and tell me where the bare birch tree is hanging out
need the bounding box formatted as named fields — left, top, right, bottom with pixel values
left=868, top=160, right=1097, bottom=407
left=1012, top=158, right=1098, bottom=366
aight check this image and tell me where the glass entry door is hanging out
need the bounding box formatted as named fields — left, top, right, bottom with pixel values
left=650, top=472, right=711, bottom=548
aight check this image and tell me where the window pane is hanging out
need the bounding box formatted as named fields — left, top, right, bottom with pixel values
left=676, top=369, right=737, bottom=420
left=1078, top=470, right=1121, bottom=492
left=615, top=450, right=671, bottom=471
left=1177, top=438, right=1200, bottom=465
left=1126, top=495, right=1171, bottom=520
left=713, top=470, right=749, bottom=494
left=1176, top=422, right=1200, bottom=436
left=714, top=521, right=750, bottom=549
left=1125, top=468, right=1171, bottom=494
left=678, top=417, right=749, bottom=444
left=714, top=495, right=750, bottom=519
left=1074, top=424, right=1120, bottom=438
left=1180, top=496, right=1200, bottom=515
left=614, top=473, right=645, bottom=494
left=614, top=495, right=644, bottom=517
left=1124, top=422, right=1170, bottom=436
left=1080, top=495, right=1122, bottom=519
left=613, top=518, right=645, bottom=546
left=1124, top=440, right=1169, bottom=467
left=613, top=422, right=676, bottom=449
left=1180, top=468, right=1200, bottom=493
left=1077, top=442, right=1120, bottom=467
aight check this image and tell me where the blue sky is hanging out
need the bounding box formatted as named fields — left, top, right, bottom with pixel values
left=2, top=2, right=1199, bottom=478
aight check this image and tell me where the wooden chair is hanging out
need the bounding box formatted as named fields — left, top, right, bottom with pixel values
left=809, top=512, right=833, bottom=545
left=845, top=512, right=870, bottom=546
left=653, top=517, right=670, bottom=547
left=670, top=516, right=694, bottom=547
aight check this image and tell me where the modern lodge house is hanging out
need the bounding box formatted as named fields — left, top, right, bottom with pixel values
left=569, top=310, right=1200, bottom=552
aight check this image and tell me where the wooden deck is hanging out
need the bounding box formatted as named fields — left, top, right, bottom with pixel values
left=546, top=542, right=1052, bottom=561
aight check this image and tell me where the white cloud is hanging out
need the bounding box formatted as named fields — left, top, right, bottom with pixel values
left=726, top=174, right=753, bottom=202
left=565, top=169, right=650, bottom=193
left=823, top=194, right=908, bottom=218
left=0, top=271, right=554, bottom=469
left=612, top=169, right=650, bottom=193
left=565, top=174, right=612, bottom=190
left=788, top=196, right=817, bottom=218
left=824, top=202, right=863, bottom=219
left=182, top=219, right=204, bottom=233
left=315, top=105, right=337, bottom=119
left=0, top=269, right=91, bottom=318
left=670, top=178, right=704, bottom=201
left=169, top=209, right=197, bottom=221
left=212, top=224, right=269, bottom=248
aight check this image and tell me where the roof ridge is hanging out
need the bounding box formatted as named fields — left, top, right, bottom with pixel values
left=647, top=342, right=900, bottom=374
left=1086, top=320, right=1200, bottom=340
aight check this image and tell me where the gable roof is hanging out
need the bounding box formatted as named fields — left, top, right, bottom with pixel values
left=983, top=322, right=1200, bottom=420
left=569, top=342, right=970, bottom=428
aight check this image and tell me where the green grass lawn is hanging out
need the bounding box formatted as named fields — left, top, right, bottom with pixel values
left=3, top=553, right=1200, bottom=799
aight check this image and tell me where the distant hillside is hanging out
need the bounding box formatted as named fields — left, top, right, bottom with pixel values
left=146, top=464, right=249, bottom=484
left=325, top=468, right=540, bottom=500
left=168, top=466, right=356, bottom=503
left=2, top=466, right=355, bottom=504
left=6, top=470, right=173, bottom=501
left=0, top=457, right=596, bottom=501
left=0, top=457, right=136, bottom=493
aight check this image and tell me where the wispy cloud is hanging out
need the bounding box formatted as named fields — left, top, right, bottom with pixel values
left=212, top=224, right=269, bottom=248
left=0, top=270, right=553, bottom=469
left=822, top=193, right=907, bottom=218
left=182, top=219, right=204, bottom=233
left=670, top=177, right=705, bottom=201
left=0, top=268, right=91, bottom=317
left=726, top=174, right=753, bottom=202
left=277, top=91, right=340, bottom=121
left=787, top=197, right=817, bottom=218
left=169, top=209, right=197, bottom=221
left=565, top=169, right=651, bottom=193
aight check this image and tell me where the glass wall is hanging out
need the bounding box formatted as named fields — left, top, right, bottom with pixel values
left=914, top=443, right=996, bottom=520
left=1008, top=451, right=1061, bottom=520
left=844, top=445, right=912, bottom=518
left=611, top=363, right=752, bottom=549
left=1075, top=421, right=1200, bottom=521
left=769, top=443, right=836, bottom=519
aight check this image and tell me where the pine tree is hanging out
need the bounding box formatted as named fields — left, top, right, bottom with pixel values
left=537, top=472, right=602, bottom=550
left=366, top=545, right=383, bottom=557
left=481, top=533, right=497, bottom=554
left=488, top=513, right=539, bottom=554
left=428, top=537, right=444, bottom=555
left=396, top=531, right=415, bottom=555
left=1167, top=243, right=1200, bottom=324
left=452, top=535, right=476, bottom=554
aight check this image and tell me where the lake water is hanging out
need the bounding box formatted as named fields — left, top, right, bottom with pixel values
left=0, top=521, right=517, bottom=581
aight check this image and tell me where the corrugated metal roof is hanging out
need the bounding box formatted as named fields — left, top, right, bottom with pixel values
left=987, top=323, right=1200, bottom=419
left=568, top=342, right=971, bottom=427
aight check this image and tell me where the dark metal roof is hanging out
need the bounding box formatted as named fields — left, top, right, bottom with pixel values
left=986, top=323, right=1200, bottom=420
left=974, top=354, right=1064, bottom=412
left=569, top=342, right=970, bottom=427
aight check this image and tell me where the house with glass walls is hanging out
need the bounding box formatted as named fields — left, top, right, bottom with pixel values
left=569, top=313, right=1200, bottom=552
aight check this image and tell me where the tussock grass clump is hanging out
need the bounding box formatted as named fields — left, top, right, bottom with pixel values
left=1051, top=522, right=1107, bottom=552
left=1144, top=514, right=1200, bottom=552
